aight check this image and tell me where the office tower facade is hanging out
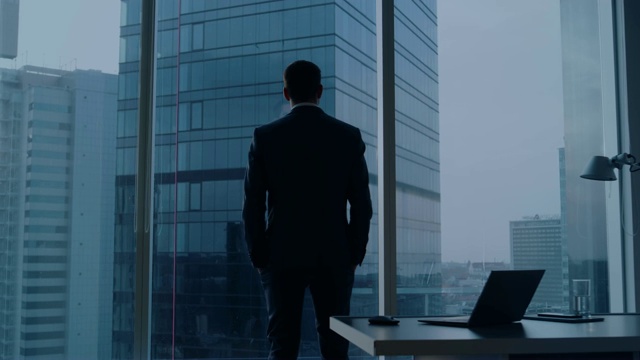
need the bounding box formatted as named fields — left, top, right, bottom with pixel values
left=558, top=148, right=570, bottom=306
left=510, top=215, right=564, bottom=309
left=114, top=0, right=439, bottom=358
left=393, top=0, right=441, bottom=317
left=0, top=65, right=116, bottom=359
left=0, top=0, right=19, bottom=59
left=0, top=67, right=21, bottom=359
left=559, top=0, right=610, bottom=313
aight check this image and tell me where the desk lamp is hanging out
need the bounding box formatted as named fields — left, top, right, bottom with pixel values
left=580, top=153, right=640, bottom=181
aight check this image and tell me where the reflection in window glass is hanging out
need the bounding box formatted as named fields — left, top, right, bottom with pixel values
left=190, top=141, right=202, bottom=170
left=157, top=29, right=178, bottom=58
left=177, top=182, right=189, bottom=212
left=155, top=106, right=176, bottom=135
left=558, top=0, right=617, bottom=313
left=193, top=23, right=204, bottom=51
left=191, top=102, right=202, bottom=129
left=121, top=0, right=140, bottom=26
left=180, top=24, right=192, bottom=53
left=178, top=103, right=190, bottom=131
left=190, top=183, right=201, bottom=211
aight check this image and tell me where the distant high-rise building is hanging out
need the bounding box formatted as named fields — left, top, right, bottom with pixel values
left=560, top=0, right=610, bottom=313
left=510, top=214, right=564, bottom=309
left=0, top=0, right=19, bottom=59
left=114, top=0, right=440, bottom=358
left=0, top=65, right=116, bottom=359
left=558, top=148, right=570, bottom=305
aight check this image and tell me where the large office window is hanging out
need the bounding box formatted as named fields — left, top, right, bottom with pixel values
left=431, top=0, right=621, bottom=316
left=390, top=0, right=620, bottom=319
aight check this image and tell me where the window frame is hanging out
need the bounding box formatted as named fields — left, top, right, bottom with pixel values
left=615, top=0, right=640, bottom=312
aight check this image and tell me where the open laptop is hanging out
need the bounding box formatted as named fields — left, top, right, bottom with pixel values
left=418, top=269, right=545, bottom=327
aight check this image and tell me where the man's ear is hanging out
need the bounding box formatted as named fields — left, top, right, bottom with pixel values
left=283, top=87, right=291, bottom=101
left=316, top=84, right=323, bottom=100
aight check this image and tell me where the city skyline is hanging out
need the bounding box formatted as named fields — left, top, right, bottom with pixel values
left=1, top=0, right=566, bottom=263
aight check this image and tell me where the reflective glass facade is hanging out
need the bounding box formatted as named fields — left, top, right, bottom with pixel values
left=560, top=0, right=611, bottom=313
left=115, top=0, right=439, bottom=357
left=394, top=0, right=441, bottom=316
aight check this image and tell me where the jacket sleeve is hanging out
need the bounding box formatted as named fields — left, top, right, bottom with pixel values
left=242, top=128, right=269, bottom=268
left=347, top=130, right=373, bottom=266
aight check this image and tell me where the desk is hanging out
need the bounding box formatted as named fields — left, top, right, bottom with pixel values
left=330, top=314, right=640, bottom=359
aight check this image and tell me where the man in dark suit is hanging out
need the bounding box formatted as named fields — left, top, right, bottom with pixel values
left=243, top=60, right=373, bottom=359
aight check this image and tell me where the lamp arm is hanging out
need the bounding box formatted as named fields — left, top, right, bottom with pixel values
left=611, top=153, right=640, bottom=172
left=611, top=153, right=636, bottom=168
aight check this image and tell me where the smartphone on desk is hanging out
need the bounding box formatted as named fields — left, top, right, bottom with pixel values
left=537, top=312, right=582, bottom=319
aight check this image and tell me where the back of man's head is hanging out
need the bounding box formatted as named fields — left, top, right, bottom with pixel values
left=283, top=60, right=321, bottom=103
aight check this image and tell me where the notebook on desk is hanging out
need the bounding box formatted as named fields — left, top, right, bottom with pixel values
left=418, top=269, right=545, bottom=328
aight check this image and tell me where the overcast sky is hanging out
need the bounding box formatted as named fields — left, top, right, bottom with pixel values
left=1, top=0, right=566, bottom=264
left=0, top=0, right=119, bottom=73
left=438, top=0, right=565, bottom=263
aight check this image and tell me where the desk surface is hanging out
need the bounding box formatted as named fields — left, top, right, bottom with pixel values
left=330, top=314, right=640, bottom=356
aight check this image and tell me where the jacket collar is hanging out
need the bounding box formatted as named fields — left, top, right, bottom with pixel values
left=290, top=104, right=324, bottom=115
left=291, top=102, right=319, bottom=109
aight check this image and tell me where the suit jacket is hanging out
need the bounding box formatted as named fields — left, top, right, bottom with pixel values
left=242, top=105, right=373, bottom=269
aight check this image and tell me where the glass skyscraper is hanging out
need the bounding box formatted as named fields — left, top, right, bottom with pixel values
left=115, top=1, right=439, bottom=357
left=0, top=0, right=19, bottom=60
left=559, top=0, right=610, bottom=314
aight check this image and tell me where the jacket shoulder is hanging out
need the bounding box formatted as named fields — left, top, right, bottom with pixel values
left=255, top=113, right=292, bottom=134
left=325, top=115, right=363, bottom=139
left=256, top=109, right=362, bottom=140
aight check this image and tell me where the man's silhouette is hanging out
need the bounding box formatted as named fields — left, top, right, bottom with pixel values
left=243, top=60, right=373, bottom=359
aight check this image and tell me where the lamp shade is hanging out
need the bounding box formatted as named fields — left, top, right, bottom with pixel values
left=580, top=155, right=617, bottom=181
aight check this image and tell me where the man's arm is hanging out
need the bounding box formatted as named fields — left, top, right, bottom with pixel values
left=242, top=128, right=269, bottom=268
left=347, top=130, right=373, bottom=266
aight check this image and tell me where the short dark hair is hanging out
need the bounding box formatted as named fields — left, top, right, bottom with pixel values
left=283, top=60, right=321, bottom=102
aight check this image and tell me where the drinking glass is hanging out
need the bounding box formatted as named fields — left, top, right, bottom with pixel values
left=572, top=279, right=591, bottom=318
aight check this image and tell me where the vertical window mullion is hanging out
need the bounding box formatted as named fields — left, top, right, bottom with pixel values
left=377, top=0, right=397, bottom=316
left=600, top=0, right=624, bottom=313
left=616, top=0, right=640, bottom=313
left=134, top=0, right=156, bottom=358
